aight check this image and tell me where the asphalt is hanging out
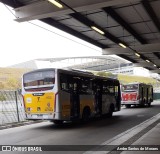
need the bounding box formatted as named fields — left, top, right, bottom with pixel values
left=1, top=101, right=160, bottom=154
left=0, top=120, right=42, bottom=130
left=85, top=108, right=160, bottom=154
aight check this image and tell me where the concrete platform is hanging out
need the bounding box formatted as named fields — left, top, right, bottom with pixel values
left=121, top=123, right=160, bottom=154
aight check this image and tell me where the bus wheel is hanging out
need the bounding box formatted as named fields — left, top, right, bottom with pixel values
left=53, top=120, right=63, bottom=125
left=125, top=104, right=131, bottom=108
left=82, top=107, right=90, bottom=122
left=107, top=106, right=113, bottom=118
left=147, top=101, right=151, bottom=107
left=142, top=99, right=146, bottom=107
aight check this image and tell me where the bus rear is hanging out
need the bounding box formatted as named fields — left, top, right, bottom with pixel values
left=121, top=83, right=140, bottom=107
left=22, top=69, right=57, bottom=120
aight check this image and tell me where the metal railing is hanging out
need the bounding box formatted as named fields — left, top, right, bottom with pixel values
left=0, top=90, right=26, bottom=125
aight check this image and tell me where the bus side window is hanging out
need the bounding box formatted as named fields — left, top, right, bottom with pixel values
left=107, top=86, right=115, bottom=95
left=69, top=83, right=74, bottom=91
left=81, top=78, right=92, bottom=94
left=61, top=83, right=68, bottom=90
left=73, top=83, right=78, bottom=91
left=60, top=74, right=69, bottom=91
left=102, top=83, right=110, bottom=94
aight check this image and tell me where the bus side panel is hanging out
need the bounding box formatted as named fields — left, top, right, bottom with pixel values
left=59, top=90, right=71, bottom=120
left=102, top=94, right=116, bottom=114
left=24, top=92, right=55, bottom=114
left=80, top=95, right=95, bottom=117
left=102, top=94, right=111, bottom=114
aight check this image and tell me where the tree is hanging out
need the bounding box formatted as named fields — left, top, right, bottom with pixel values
left=93, top=71, right=117, bottom=78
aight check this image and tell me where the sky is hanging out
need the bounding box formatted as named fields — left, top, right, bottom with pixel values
left=0, top=3, right=102, bottom=67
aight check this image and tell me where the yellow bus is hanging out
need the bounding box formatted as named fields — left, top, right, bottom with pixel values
left=22, top=68, right=121, bottom=124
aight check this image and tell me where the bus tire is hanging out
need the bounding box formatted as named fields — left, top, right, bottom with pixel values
left=107, top=106, right=113, bottom=118
left=53, top=120, right=63, bottom=125
left=148, top=102, right=151, bottom=107
left=125, top=104, right=131, bottom=108
left=141, top=99, right=145, bottom=107
left=82, top=107, right=90, bottom=122
left=147, top=100, right=151, bottom=107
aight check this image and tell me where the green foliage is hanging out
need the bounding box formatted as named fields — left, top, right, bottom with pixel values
left=92, top=71, right=117, bottom=78
left=118, top=74, right=159, bottom=88
left=90, top=71, right=159, bottom=89
left=0, top=67, right=32, bottom=90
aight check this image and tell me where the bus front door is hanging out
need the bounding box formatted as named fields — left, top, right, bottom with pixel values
left=94, top=82, right=102, bottom=115
left=70, top=82, right=80, bottom=120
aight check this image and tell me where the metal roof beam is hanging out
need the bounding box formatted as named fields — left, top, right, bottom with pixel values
left=0, top=0, right=23, bottom=8
left=144, top=67, right=155, bottom=71
left=118, top=54, right=137, bottom=63
left=70, top=13, right=127, bottom=46
left=153, top=52, right=160, bottom=59
left=12, top=0, right=140, bottom=22
left=103, top=47, right=132, bottom=55
left=40, top=18, right=108, bottom=49
left=134, top=62, right=155, bottom=67
left=103, top=43, right=160, bottom=55
left=142, top=0, right=160, bottom=32
left=103, top=7, right=147, bottom=44
left=150, top=69, right=160, bottom=73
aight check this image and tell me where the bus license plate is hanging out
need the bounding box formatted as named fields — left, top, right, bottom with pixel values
left=32, top=114, right=48, bottom=119
left=43, top=115, right=49, bottom=119
left=32, top=114, right=42, bottom=118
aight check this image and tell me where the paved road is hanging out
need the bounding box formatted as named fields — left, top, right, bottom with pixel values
left=0, top=101, right=160, bottom=153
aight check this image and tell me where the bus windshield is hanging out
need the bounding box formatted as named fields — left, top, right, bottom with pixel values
left=23, top=70, right=55, bottom=89
left=122, top=84, right=138, bottom=92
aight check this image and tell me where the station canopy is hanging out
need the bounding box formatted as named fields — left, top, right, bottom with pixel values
left=2, top=0, right=160, bottom=74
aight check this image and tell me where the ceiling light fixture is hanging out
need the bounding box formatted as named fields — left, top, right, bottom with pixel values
left=135, top=53, right=140, bottom=57
left=91, top=26, right=105, bottom=35
left=119, top=43, right=127, bottom=48
left=146, top=60, right=150, bottom=63
left=154, top=64, right=157, bottom=67
left=48, top=0, right=63, bottom=8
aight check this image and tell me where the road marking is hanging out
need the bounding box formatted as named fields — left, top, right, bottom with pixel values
left=84, top=113, right=160, bottom=154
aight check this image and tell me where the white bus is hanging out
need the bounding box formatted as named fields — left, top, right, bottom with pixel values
left=121, top=82, right=153, bottom=108
left=22, top=68, right=121, bottom=124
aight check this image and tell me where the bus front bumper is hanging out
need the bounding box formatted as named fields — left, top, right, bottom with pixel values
left=121, top=100, right=140, bottom=105
left=25, top=112, right=70, bottom=120
left=26, top=113, right=54, bottom=120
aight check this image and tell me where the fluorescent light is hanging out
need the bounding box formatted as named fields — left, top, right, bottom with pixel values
left=48, top=0, right=63, bottom=8
left=154, top=64, right=157, bottom=67
left=91, top=26, right=105, bottom=35
left=146, top=60, right=150, bottom=63
left=119, top=43, right=127, bottom=48
left=135, top=53, right=140, bottom=57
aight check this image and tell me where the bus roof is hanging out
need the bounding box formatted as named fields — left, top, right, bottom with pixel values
left=23, top=68, right=119, bottom=82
